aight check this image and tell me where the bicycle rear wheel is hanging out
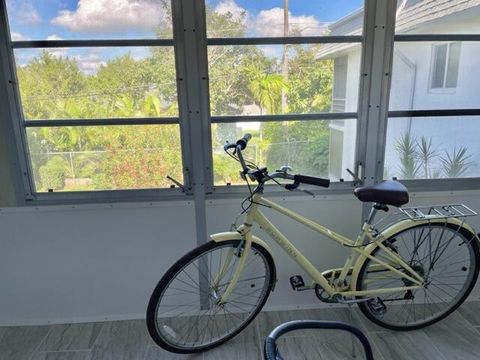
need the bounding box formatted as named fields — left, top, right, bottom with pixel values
left=146, top=239, right=275, bottom=353
left=356, top=222, right=480, bottom=330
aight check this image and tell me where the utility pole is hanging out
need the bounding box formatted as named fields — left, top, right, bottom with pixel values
left=281, top=0, right=292, bottom=165
left=281, top=0, right=289, bottom=112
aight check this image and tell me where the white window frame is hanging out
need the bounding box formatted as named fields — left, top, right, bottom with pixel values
left=429, top=42, right=461, bottom=92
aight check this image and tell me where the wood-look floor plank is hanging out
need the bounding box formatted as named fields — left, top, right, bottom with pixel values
left=88, top=320, right=150, bottom=360
left=273, top=336, right=328, bottom=360
left=93, top=320, right=149, bottom=346
left=144, top=345, right=203, bottom=360
left=203, top=340, right=261, bottom=360
left=89, top=343, right=147, bottom=360
left=369, top=330, right=447, bottom=360
left=37, top=322, right=103, bottom=351
left=0, top=326, right=51, bottom=360
left=2, top=302, right=480, bottom=359
left=421, top=311, right=480, bottom=360
left=458, top=301, right=480, bottom=327
left=30, top=350, right=90, bottom=360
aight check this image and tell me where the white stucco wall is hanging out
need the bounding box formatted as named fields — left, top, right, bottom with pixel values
left=337, top=11, right=480, bottom=179
left=2, top=191, right=480, bottom=325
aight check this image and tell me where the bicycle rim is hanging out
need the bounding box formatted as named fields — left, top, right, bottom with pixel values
left=357, top=223, right=479, bottom=329
left=151, top=240, right=273, bottom=352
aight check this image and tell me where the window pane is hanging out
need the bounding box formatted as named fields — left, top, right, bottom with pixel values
left=208, top=44, right=361, bottom=115
left=6, top=0, right=173, bottom=40
left=212, top=119, right=356, bottom=185
left=389, top=42, right=478, bottom=110
left=14, top=47, right=177, bottom=120
left=26, top=125, right=182, bottom=192
left=395, top=1, right=480, bottom=34
left=205, top=0, right=364, bottom=38
left=384, top=117, right=480, bottom=180
left=431, top=44, right=447, bottom=88
left=446, top=42, right=461, bottom=88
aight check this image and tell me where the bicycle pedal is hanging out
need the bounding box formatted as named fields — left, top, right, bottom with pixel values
left=367, top=297, right=387, bottom=316
left=289, top=275, right=305, bottom=291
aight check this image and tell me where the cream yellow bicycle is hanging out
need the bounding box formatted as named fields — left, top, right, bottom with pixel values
left=147, top=134, right=480, bottom=354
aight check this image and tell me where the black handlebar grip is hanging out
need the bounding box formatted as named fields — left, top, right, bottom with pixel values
left=236, top=133, right=252, bottom=150
left=295, top=175, right=330, bottom=188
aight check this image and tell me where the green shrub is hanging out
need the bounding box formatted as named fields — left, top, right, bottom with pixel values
left=39, top=156, right=67, bottom=190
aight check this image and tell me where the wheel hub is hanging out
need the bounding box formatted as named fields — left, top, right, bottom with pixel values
left=403, top=263, right=425, bottom=287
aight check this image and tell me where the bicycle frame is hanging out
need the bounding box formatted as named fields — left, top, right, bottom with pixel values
left=215, top=192, right=430, bottom=304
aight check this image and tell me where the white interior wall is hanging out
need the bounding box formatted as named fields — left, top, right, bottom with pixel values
left=1, top=191, right=480, bottom=326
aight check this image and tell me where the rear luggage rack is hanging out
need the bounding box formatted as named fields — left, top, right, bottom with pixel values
left=399, top=204, right=477, bottom=221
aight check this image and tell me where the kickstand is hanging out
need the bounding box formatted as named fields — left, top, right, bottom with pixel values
left=348, top=303, right=357, bottom=359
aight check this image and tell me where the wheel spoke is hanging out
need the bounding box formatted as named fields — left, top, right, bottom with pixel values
left=358, top=224, right=477, bottom=330
left=148, top=240, right=272, bottom=352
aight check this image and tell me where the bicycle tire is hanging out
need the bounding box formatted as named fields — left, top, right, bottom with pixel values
left=146, top=239, right=276, bottom=353
left=356, top=222, right=480, bottom=330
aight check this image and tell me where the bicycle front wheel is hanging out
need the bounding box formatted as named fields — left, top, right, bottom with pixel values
left=356, top=222, right=480, bottom=330
left=146, top=239, right=276, bottom=353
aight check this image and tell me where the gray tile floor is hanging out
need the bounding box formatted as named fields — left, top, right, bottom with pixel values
left=2, top=301, right=480, bottom=360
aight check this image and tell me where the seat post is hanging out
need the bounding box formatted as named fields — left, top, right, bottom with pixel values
left=365, top=204, right=379, bottom=225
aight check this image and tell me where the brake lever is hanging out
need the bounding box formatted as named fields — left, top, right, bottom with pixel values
left=286, top=185, right=315, bottom=198
left=298, top=188, right=315, bottom=198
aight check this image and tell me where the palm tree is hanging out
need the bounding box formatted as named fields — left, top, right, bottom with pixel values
left=248, top=69, right=287, bottom=115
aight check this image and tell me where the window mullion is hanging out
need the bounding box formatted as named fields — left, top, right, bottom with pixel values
left=174, top=0, right=212, bottom=195
left=358, top=0, right=396, bottom=189
left=0, top=0, right=33, bottom=203
left=356, top=0, right=396, bottom=220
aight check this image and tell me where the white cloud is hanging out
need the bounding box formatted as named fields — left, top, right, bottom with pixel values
left=46, top=34, right=63, bottom=41
left=11, top=32, right=30, bottom=41
left=215, top=0, right=247, bottom=23
left=74, top=53, right=106, bottom=75
left=252, top=8, right=326, bottom=37
left=51, top=0, right=169, bottom=33
left=45, top=34, right=68, bottom=58
left=16, top=3, right=42, bottom=25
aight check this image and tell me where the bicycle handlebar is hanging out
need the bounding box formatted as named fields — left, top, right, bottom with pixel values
left=224, top=134, right=330, bottom=188
left=236, top=133, right=252, bottom=150
left=285, top=175, right=330, bottom=190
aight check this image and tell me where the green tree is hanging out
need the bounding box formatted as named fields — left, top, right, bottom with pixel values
left=17, top=51, right=87, bottom=119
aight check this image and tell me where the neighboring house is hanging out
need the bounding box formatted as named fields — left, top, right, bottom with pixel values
left=319, top=0, right=480, bottom=180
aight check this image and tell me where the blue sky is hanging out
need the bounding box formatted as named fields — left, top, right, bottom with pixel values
left=6, top=0, right=363, bottom=72
left=7, top=0, right=364, bottom=40
left=211, top=0, right=363, bottom=22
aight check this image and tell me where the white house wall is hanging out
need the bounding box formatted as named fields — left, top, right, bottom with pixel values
left=339, top=17, right=480, bottom=179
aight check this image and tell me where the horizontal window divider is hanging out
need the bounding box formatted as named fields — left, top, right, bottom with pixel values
left=394, top=178, right=480, bottom=192
left=394, top=34, right=480, bottom=42
left=389, top=109, right=480, bottom=118
left=30, top=187, right=189, bottom=204
left=211, top=112, right=358, bottom=123
left=24, top=117, right=179, bottom=128
left=11, top=39, right=175, bottom=49
left=207, top=35, right=362, bottom=46
left=210, top=181, right=356, bottom=198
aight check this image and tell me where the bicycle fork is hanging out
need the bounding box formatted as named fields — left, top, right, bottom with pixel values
left=216, top=225, right=253, bottom=305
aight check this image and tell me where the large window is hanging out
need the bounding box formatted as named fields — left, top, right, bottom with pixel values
left=4, top=0, right=182, bottom=193
left=385, top=0, right=480, bottom=181
left=206, top=0, right=363, bottom=185
left=3, top=0, right=480, bottom=204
